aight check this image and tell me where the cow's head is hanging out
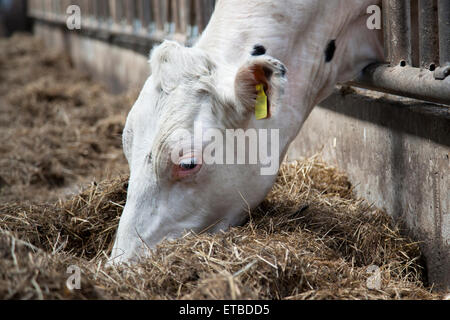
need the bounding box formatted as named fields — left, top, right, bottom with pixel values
left=110, top=41, right=288, bottom=263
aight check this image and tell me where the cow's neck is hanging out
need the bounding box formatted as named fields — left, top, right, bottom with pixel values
left=196, top=0, right=382, bottom=151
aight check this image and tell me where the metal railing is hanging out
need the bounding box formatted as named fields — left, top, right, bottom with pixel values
left=27, top=0, right=450, bottom=105
left=354, top=0, right=450, bottom=104
left=28, top=0, right=216, bottom=46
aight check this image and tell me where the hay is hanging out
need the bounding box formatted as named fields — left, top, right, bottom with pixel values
left=0, top=231, right=104, bottom=300
left=0, top=33, right=135, bottom=203
left=1, top=158, right=442, bottom=300
left=1, top=176, right=128, bottom=260
left=0, top=34, right=444, bottom=300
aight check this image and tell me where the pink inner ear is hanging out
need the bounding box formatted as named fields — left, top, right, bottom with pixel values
left=235, top=64, right=271, bottom=117
left=249, top=65, right=271, bottom=118
left=247, top=65, right=270, bottom=92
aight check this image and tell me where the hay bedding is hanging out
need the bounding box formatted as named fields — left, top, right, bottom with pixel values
left=0, top=34, right=442, bottom=300
left=0, top=33, right=135, bottom=203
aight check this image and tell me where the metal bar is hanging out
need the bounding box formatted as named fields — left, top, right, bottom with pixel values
left=64, top=0, right=71, bottom=15
left=204, top=0, right=214, bottom=28
left=105, top=0, right=111, bottom=22
left=125, top=0, right=135, bottom=28
left=87, top=0, right=93, bottom=16
left=101, top=0, right=110, bottom=27
left=382, top=0, right=391, bottom=62
left=194, top=0, right=204, bottom=33
left=410, top=0, right=420, bottom=67
left=189, top=0, right=196, bottom=36
left=179, top=0, right=189, bottom=35
left=93, top=0, right=100, bottom=27
left=163, top=0, right=170, bottom=33
left=142, top=0, right=153, bottom=32
left=387, top=0, right=412, bottom=66
left=56, top=0, right=62, bottom=17
left=113, top=0, right=123, bottom=24
left=351, top=63, right=450, bottom=105
left=419, top=0, right=439, bottom=70
left=102, top=0, right=110, bottom=22
left=82, top=0, right=89, bottom=18
left=51, top=0, right=56, bottom=19
left=438, top=0, right=450, bottom=66
left=186, top=0, right=194, bottom=36
left=173, top=0, right=181, bottom=34
left=137, top=0, right=146, bottom=32
left=28, top=0, right=33, bottom=15
left=28, top=0, right=33, bottom=16
left=109, top=0, right=116, bottom=21
left=93, top=0, right=99, bottom=18
left=54, top=0, right=60, bottom=17
left=56, top=0, right=61, bottom=19
left=152, top=0, right=163, bottom=32
left=97, top=0, right=104, bottom=21
left=44, top=0, right=48, bottom=19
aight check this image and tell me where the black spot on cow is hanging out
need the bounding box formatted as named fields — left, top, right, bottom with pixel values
left=324, top=40, right=336, bottom=63
left=251, top=44, right=266, bottom=56
left=147, top=152, right=153, bottom=164
left=280, top=64, right=287, bottom=77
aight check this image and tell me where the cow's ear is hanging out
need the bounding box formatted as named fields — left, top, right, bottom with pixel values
left=149, top=40, right=215, bottom=93
left=234, top=56, right=287, bottom=119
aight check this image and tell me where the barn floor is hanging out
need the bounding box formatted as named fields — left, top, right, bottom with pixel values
left=0, top=34, right=444, bottom=300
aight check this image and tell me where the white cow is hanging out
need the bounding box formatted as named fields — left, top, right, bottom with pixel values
left=110, top=0, right=383, bottom=263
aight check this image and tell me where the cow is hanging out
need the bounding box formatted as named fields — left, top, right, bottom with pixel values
left=110, top=0, right=383, bottom=263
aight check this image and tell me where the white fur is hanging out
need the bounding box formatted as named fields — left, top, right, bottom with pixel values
left=110, top=0, right=383, bottom=264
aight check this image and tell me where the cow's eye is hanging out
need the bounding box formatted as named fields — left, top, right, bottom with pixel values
left=173, top=156, right=202, bottom=179
left=179, top=158, right=198, bottom=171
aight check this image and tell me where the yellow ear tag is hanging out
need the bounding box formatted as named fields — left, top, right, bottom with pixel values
left=255, top=84, right=268, bottom=120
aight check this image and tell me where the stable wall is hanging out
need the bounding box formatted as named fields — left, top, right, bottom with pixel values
left=288, top=88, right=449, bottom=289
